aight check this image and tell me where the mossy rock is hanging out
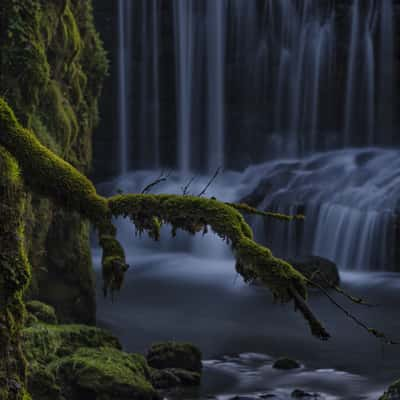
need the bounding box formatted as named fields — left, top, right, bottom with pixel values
left=23, top=323, right=121, bottom=366
left=273, top=358, right=301, bottom=370
left=26, top=300, right=58, bottom=324
left=379, top=379, right=400, bottom=400
left=51, top=347, right=160, bottom=400
left=147, top=342, right=202, bottom=373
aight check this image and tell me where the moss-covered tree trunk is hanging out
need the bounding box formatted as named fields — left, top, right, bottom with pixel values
left=0, top=147, right=31, bottom=400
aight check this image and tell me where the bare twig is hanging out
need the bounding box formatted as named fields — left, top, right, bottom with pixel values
left=306, top=278, right=399, bottom=345
left=181, top=175, right=197, bottom=195
left=310, top=269, right=377, bottom=307
left=198, top=167, right=222, bottom=197
left=141, top=170, right=171, bottom=194
left=332, top=284, right=378, bottom=307
left=227, top=202, right=305, bottom=221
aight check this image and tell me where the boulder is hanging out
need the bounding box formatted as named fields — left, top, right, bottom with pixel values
left=287, top=256, right=340, bottom=288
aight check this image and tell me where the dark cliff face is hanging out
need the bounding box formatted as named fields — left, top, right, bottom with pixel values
left=0, top=0, right=108, bottom=324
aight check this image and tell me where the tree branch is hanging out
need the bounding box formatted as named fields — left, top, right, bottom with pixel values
left=227, top=202, right=305, bottom=221
left=0, top=97, right=326, bottom=340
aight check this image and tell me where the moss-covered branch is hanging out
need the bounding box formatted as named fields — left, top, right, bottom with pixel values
left=0, top=97, right=329, bottom=340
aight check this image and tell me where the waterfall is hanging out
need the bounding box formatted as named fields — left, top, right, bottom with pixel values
left=117, top=0, right=132, bottom=174
left=173, top=0, right=195, bottom=175
left=115, top=0, right=396, bottom=171
left=206, top=0, right=226, bottom=173
left=378, top=0, right=395, bottom=143
left=112, top=1, right=398, bottom=272
left=244, top=148, right=400, bottom=271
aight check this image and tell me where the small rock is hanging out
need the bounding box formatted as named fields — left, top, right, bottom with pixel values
left=273, top=358, right=300, bottom=370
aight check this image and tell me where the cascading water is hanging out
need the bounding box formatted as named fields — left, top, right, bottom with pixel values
left=173, top=0, right=195, bottom=174
left=117, top=0, right=132, bottom=174
left=206, top=0, right=226, bottom=173
left=243, top=148, right=400, bottom=271
left=114, top=0, right=398, bottom=273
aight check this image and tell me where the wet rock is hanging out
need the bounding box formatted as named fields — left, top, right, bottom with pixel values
left=147, top=341, right=202, bottom=373
left=272, top=358, right=300, bottom=370
left=287, top=256, right=340, bottom=288
left=379, top=379, right=400, bottom=400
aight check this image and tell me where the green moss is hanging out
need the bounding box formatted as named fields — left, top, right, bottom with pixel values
left=25, top=301, right=57, bottom=325
left=0, top=97, right=108, bottom=222
left=100, top=235, right=129, bottom=297
left=21, top=321, right=162, bottom=400
left=0, top=0, right=108, bottom=397
left=50, top=347, right=160, bottom=400
left=22, top=323, right=121, bottom=367
left=108, top=194, right=307, bottom=303
left=0, top=146, right=31, bottom=400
